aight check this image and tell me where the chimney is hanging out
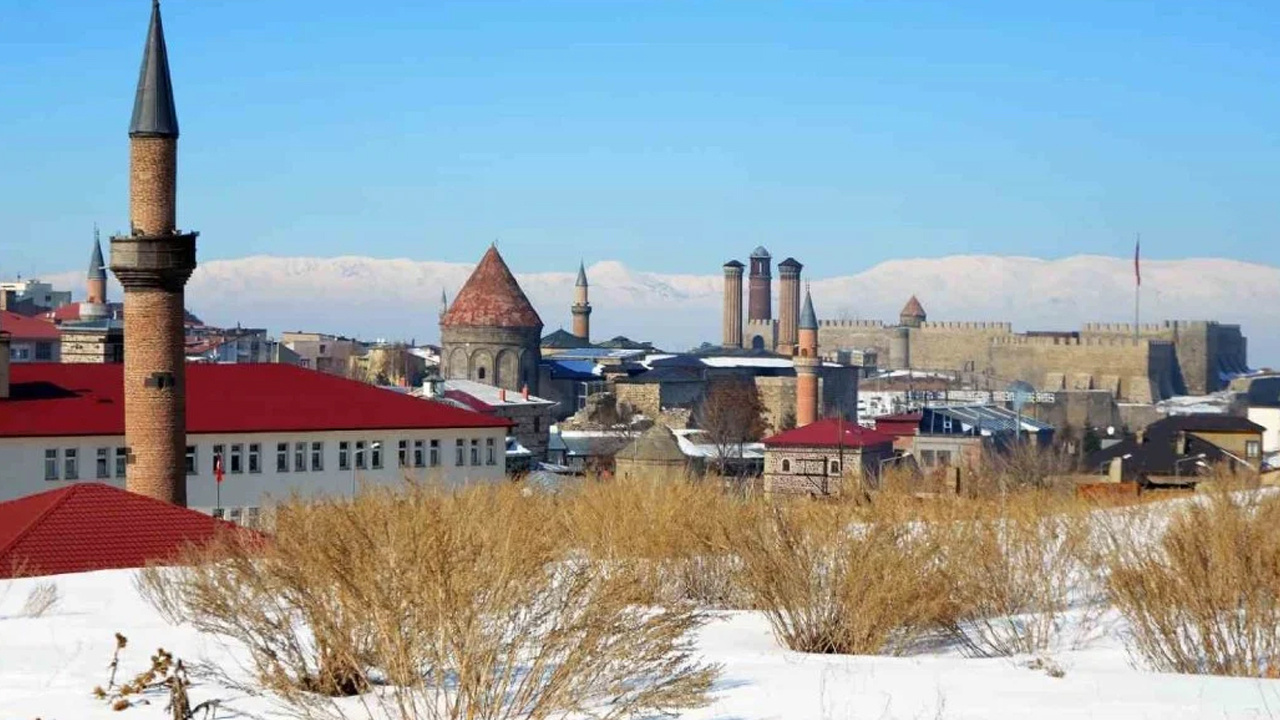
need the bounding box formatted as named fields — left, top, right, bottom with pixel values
left=521, top=384, right=529, bottom=401
left=500, top=388, right=507, bottom=403
left=0, top=331, right=10, bottom=400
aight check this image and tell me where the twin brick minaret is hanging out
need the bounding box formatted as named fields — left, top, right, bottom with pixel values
left=722, top=247, right=804, bottom=354
left=109, top=0, right=198, bottom=506
left=571, top=261, right=591, bottom=342
left=794, top=290, right=820, bottom=426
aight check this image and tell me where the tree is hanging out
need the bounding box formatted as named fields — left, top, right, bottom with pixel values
left=694, top=377, right=768, bottom=477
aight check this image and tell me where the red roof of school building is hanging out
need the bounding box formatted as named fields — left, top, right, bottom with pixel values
left=763, top=418, right=896, bottom=449
left=1, top=310, right=60, bottom=341
left=0, top=483, right=252, bottom=578
left=0, top=363, right=510, bottom=438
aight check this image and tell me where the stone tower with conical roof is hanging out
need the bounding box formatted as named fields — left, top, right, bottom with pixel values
left=571, top=261, right=591, bottom=342
left=81, top=228, right=109, bottom=321
left=899, top=295, right=926, bottom=328
left=794, top=289, right=820, bottom=427
left=109, top=0, right=198, bottom=506
left=440, top=245, right=543, bottom=393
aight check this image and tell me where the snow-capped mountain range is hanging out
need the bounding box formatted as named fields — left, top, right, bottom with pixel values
left=42, top=254, right=1280, bottom=364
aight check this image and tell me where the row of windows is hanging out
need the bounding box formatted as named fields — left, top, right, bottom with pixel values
left=778, top=458, right=842, bottom=474
left=45, top=436, right=502, bottom=481
left=10, top=342, right=55, bottom=361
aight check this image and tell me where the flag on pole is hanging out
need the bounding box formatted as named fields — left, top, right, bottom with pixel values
left=214, top=454, right=224, bottom=484
left=1134, top=236, right=1141, bottom=287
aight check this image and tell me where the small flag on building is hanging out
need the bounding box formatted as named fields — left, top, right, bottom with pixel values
left=214, top=454, right=225, bottom=484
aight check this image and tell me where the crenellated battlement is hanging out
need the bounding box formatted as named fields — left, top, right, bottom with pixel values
left=818, top=319, right=885, bottom=328
left=918, top=321, right=1013, bottom=332
left=1081, top=322, right=1167, bottom=334
left=991, top=334, right=1172, bottom=348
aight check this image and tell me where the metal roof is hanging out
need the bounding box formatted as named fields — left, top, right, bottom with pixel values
left=750, top=246, right=771, bottom=259
left=575, top=261, right=588, bottom=287
left=129, top=1, right=180, bottom=138
left=88, top=231, right=107, bottom=280
left=922, top=405, right=1053, bottom=435
left=799, top=291, right=818, bottom=330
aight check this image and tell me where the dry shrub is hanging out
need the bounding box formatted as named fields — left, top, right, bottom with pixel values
left=1105, top=488, right=1280, bottom=677
left=559, top=474, right=752, bottom=608
left=734, top=499, right=949, bottom=655
left=20, top=580, right=60, bottom=618
left=931, top=492, right=1101, bottom=656
left=137, top=481, right=716, bottom=720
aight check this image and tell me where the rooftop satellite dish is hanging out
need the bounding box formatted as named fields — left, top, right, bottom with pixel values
left=1106, top=425, right=1116, bottom=436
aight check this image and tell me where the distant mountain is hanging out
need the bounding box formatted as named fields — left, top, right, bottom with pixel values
left=42, top=254, right=1280, bottom=365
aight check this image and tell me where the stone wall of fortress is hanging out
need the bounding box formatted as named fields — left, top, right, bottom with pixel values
left=1080, top=321, right=1247, bottom=396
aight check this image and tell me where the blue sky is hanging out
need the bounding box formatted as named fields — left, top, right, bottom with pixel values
left=2, top=0, right=1276, bottom=279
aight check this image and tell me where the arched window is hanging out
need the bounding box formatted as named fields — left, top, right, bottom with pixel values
left=829, top=460, right=841, bottom=474
left=477, top=367, right=487, bottom=380
left=781, top=459, right=791, bottom=472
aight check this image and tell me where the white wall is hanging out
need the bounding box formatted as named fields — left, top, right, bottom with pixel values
left=1248, top=407, right=1280, bottom=453
left=0, top=426, right=508, bottom=515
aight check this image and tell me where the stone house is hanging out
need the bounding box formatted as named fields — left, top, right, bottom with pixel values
left=761, top=418, right=895, bottom=496
left=614, top=424, right=692, bottom=480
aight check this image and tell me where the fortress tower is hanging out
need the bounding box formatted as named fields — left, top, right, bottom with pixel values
left=571, top=261, right=591, bottom=342
left=440, top=245, right=543, bottom=393
left=795, top=289, right=820, bottom=427
left=747, top=246, right=772, bottom=322
left=776, top=257, right=802, bottom=354
left=109, top=0, right=198, bottom=506
left=81, top=229, right=109, bottom=321
left=722, top=260, right=744, bottom=348
left=900, top=295, right=926, bottom=328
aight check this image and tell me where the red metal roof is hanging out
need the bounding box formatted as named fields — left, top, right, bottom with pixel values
left=763, top=418, right=896, bottom=449
left=874, top=413, right=923, bottom=438
left=47, top=303, right=84, bottom=323
left=0, top=363, right=510, bottom=438
left=1, top=310, right=60, bottom=341
left=0, top=483, right=249, bottom=579
left=441, top=245, right=543, bottom=329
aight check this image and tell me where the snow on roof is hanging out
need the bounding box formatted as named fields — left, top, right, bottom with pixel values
left=442, top=379, right=556, bottom=409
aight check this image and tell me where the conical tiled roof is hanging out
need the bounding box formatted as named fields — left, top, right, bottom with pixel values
left=88, top=230, right=107, bottom=280
left=441, top=245, right=543, bottom=329
left=129, top=0, right=180, bottom=138
left=900, top=295, right=926, bottom=319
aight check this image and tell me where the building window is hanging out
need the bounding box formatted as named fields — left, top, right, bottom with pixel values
left=371, top=441, right=383, bottom=470
left=64, top=448, right=79, bottom=480
left=781, top=459, right=791, bottom=473
left=312, top=442, right=325, bottom=471
left=34, top=342, right=52, bottom=361
left=937, top=450, right=952, bottom=467
left=277, top=443, right=290, bottom=472
left=229, top=507, right=243, bottom=525
left=245, top=507, right=261, bottom=528
left=486, top=437, right=497, bottom=465
left=413, top=440, right=425, bottom=468
left=230, top=444, right=244, bottom=474
left=116, top=447, right=128, bottom=477
left=45, top=449, right=59, bottom=481
left=295, top=442, right=306, bottom=472
left=399, top=440, right=409, bottom=468
left=186, top=445, right=198, bottom=476
left=920, top=450, right=936, bottom=467
left=96, top=447, right=110, bottom=479
left=1247, top=440, right=1261, bottom=459
left=430, top=439, right=440, bottom=467
left=470, top=439, right=480, bottom=466
left=477, top=367, right=487, bottom=380
left=211, top=508, right=225, bottom=519
left=456, top=439, right=465, bottom=466
left=339, top=441, right=350, bottom=470
left=248, top=443, right=262, bottom=474
left=355, top=440, right=367, bottom=469
left=828, top=459, right=840, bottom=475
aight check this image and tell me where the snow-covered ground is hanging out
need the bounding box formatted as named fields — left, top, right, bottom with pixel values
left=4, top=570, right=1280, bottom=719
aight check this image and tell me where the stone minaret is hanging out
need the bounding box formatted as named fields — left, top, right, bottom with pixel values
left=794, top=289, right=820, bottom=427
left=81, top=228, right=110, bottom=321
left=722, top=260, right=744, bottom=348
left=776, top=257, right=802, bottom=354
left=571, top=261, right=591, bottom=341
left=747, top=246, right=772, bottom=322
left=109, top=0, right=197, bottom=506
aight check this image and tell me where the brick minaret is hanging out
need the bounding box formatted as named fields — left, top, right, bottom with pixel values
left=81, top=228, right=110, bottom=322
left=571, top=261, right=591, bottom=341
left=776, top=257, right=802, bottom=354
left=794, top=289, right=820, bottom=427
left=747, top=246, right=772, bottom=322
left=722, top=260, right=743, bottom=348
left=109, top=0, right=197, bottom=506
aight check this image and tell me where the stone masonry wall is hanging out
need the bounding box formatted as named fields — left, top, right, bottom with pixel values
left=615, top=383, right=661, bottom=419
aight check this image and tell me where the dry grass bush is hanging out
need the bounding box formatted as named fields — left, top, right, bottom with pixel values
left=928, top=492, right=1102, bottom=657
left=1104, top=486, right=1280, bottom=677
left=969, top=442, right=1078, bottom=495
left=137, top=481, right=717, bottom=720
left=558, top=474, right=753, bottom=608
left=20, top=580, right=60, bottom=618
left=733, top=499, right=951, bottom=655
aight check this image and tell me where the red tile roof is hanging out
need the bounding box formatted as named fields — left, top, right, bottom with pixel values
left=900, top=295, right=926, bottom=318
left=0, top=363, right=510, bottom=438
left=441, top=245, right=543, bottom=329
left=1, top=310, right=61, bottom=341
left=763, top=418, right=896, bottom=449
left=0, top=483, right=250, bottom=579
left=47, top=303, right=84, bottom=323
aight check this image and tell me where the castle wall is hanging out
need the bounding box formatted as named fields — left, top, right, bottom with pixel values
left=988, top=335, right=1167, bottom=403
left=1080, top=320, right=1248, bottom=395
left=815, top=320, right=892, bottom=360
left=909, top=322, right=1013, bottom=374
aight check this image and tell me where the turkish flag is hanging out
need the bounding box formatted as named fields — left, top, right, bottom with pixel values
left=214, top=454, right=225, bottom=484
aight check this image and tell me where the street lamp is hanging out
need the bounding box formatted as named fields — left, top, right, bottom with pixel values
left=1174, top=453, right=1208, bottom=478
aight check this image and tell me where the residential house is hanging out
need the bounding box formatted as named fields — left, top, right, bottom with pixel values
left=1085, top=414, right=1265, bottom=486
left=761, top=418, right=895, bottom=496
left=1, top=311, right=60, bottom=363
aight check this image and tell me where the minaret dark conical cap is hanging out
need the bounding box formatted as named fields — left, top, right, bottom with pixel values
left=88, top=229, right=107, bottom=280
left=129, top=0, right=179, bottom=138
left=799, top=290, right=818, bottom=330
left=575, top=261, right=588, bottom=288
